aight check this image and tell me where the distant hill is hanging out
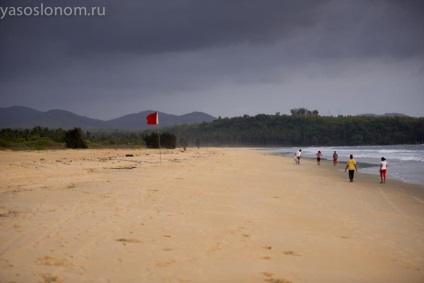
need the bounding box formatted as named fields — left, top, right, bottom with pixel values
left=0, top=106, right=42, bottom=126
left=0, top=106, right=216, bottom=130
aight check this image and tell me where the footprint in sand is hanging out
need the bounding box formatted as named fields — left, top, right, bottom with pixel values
left=116, top=238, right=143, bottom=244
left=156, top=259, right=176, bottom=267
left=262, top=272, right=292, bottom=283
left=283, top=251, right=300, bottom=257
left=37, top=256, right=72, bottom=268
left=0, top=209, right=18, bottom=217
left=38, top=272, right=64, bottom=283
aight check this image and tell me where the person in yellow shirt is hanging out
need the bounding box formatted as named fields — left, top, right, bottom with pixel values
left=345, top=154, right=358, bottom=182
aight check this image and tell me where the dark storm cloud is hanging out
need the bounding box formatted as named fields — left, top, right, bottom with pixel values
left=312, top=0, right=424, bottom=59
left=1, top=0, right=327, bottom=76
left=56, top=0, right=327, bottom=50
left=1, top=0, right=423, bottom=80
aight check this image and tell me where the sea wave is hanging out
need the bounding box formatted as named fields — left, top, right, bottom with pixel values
left=264, top=145, right=424, bottom=185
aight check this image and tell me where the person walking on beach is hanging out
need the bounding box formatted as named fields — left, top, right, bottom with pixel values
left=333, top=151, right=338, bottom=166
left=345, top=154, right=358, bottom=182
left=380, top=157, right=388, bottom=184
left=316, top=151, right=322, bottom=165
left=295, top=149, right=302, bottom=165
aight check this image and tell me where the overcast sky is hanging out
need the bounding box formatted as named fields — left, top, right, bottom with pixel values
left=1, top=0, right=423, bottom=119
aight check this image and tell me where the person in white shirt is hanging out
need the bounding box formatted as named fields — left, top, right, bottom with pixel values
left=379, top=157, right=388, bottom=184
left=295, top=149, right=302, bottom=165
left=316, top=151, right=322, bottom=165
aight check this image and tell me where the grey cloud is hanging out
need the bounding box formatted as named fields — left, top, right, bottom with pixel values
left=313, top=0, right=424, bottom=59
left=2, top=0, right=423, bottom=79
left=0, top=0, right=331, bottom=79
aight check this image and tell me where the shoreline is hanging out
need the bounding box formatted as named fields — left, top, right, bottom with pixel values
left=281, top=152, right=424, bottom=192
left=262, top=146, right=424, bottom=186
left=1, top=148, right=424, bottom=282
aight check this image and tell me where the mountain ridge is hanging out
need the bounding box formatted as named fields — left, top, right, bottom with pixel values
left=0, top=106, right=216, bottom=130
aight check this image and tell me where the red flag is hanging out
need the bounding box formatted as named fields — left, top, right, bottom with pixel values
left=146, top=112, right=159, bottom=125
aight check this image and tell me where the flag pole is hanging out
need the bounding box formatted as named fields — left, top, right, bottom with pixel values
left=157, top=122, right=161, bottom=165
left=146, top=111, right=161, bottom=165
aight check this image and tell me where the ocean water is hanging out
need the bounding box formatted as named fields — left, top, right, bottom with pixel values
left=263, top=145, right=424, bottom=185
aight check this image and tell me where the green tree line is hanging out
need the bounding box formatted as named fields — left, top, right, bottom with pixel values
left=0, top=127, right=67, bottom=149
left=1, top=114, right=423, bottom=149
left=167, top=114, right=424, bottom=146
left=0, top=127, right=178, bottom=149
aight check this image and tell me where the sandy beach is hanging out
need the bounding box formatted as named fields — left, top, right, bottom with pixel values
left=1, top=147, right=423, bottom=283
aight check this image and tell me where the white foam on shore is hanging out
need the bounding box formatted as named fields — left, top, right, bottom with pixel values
left=264, top=145, right=424, bottom=185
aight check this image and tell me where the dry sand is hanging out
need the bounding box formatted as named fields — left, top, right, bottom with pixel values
left=0, top=147, right=423, bottom=283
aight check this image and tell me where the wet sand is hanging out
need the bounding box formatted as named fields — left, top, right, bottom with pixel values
left=1, top=148, right=423, bottom=283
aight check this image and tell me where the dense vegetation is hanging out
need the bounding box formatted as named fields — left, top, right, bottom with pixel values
left=0, top=127, right=178, bottom=149
left=1, top=113, right=423, bottom=149
left=64, top=128, right=88, bottom=149
left=143, top=132, right=177, bottom=149
left=167, top=114, right=424, bottom=147
left=0, top=127, right=66, bottom=149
